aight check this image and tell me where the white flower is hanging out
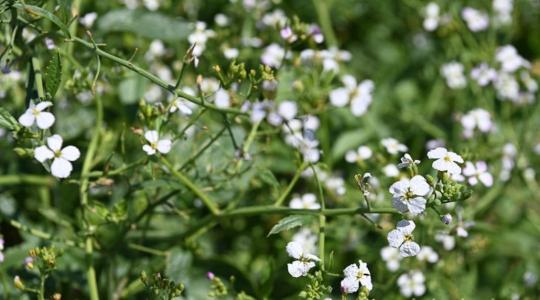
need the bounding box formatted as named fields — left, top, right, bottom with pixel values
left=142, top=130, right=172, bottom=155
left=493, top=0, right=513, bottom=25
left=145, top=40, right=166, bottom=61
left=460, top=108, right=493, bottom=138
left=456, top=213, right=475, bottom=238
left=423, top=2, right=440, bottom=31
left=389, top=175, right=431, bottom=216
left=380, top=246, right=402, bottom=271
left=383, top=164, right=400, bottom=178
left=286, top=241, right=320, bottom=277
left=214, top=13, right=229, bottom=27
left=19, top=101, right=55, bottom=129
left=329, top=75, right=374, bottom=116
left=397, top=270, right=426, bottom=298
left=325, top=175, right=346, bottom=196
left=441, top=62, right=467, bottom=89
left=214, top=89, right=231, bottom=108
left=289, top=193, right=320, bottom=210
left=345, top=146, right=372, bottom=163
left=435, top=231, right=455, bottom=250
left=261, top=9, right=287, bottom=28
left=387, top=220, right=421, bottom=257
left=381, top=138, right=408, bottom=155
left=143, top=0, right=160, bottom=11
left=471, top=63, right=497, bottom=86
left=427, top=147, right=464, bottom=175
left=169, top=94, right=194, bottom=115
left=79, top=12, right=98, bottom=28
left=397, top=153, right=420, bottom=169
left=417, top=246, right=439, bottom=263
left=463, top=161, right=493, bottom=187
left=496, top=45, right=528, bottom=73
left=494, top=72, right=520, bottom=101
left=261, top=43, right=288, bottom=68
left=188, top=22, right=216, bottom=57
left=340, top=260, right=373, bottom=293
left=223, top=47, right=239, bottom=60
left=278, top=101, right=298, bottom=121
left=34, top=135, right=80, bottom=178
left=461, top=7, right=489, bottom=32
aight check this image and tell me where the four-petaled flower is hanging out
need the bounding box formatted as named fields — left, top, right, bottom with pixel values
left=380, top=246, right=402, bottom=272
left=34, top=135, right=80, bottom=178
left=427, top=147, right=464, bottom=175
left=389, top=175, right=431, bottom=216
left=387, top=220, right=421, bottom=257
left=286, top=241, right=320, bottom=278
left=381, top=138, right=408, bottom=155
left=19, top=101, right=55, bottom=129
left=142, top=130, right=172, bottom=155
left=340, top=260, right=373, bottom=293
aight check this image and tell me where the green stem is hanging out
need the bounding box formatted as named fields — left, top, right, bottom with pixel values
left=128, top=243, right=168, bottom=257
left=274, top=161, right=308, bottom=206
left=311, top=164, right=326, bottom=270
left=312, top=0, right=338, bottom=48
left=160, top=157, right=221, bottom=215
left=79, top=91, right=103, bottom=300
left=38, top=275, right=46, bottom=300
left=8, top=219, right=82, bottom=247
left=0, top=175, right=54, bottom=186
left=31, top=57, right=45, bottom=99
left=70, top=37, right=246, bottom=116
left=219, top=206, right=398, bottom=218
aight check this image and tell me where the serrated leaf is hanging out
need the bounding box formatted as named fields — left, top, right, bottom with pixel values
left=258, top=168, right=280, bottom=190
left=44, top=51, right=62, bottom=98
left=267, top=215, right=315, bottom=237
left=0, top=107, right=20, bottom=131
left=97, top=9, right=191, bottom=42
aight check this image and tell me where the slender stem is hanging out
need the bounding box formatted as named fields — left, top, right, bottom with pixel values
left=85, top=158, right=146, bottom=178
left=8, top=219, right=82, bottom=247
left=179, top=126, right=227, bottom=171
left=234, top=120, right=261, bottom=172
left=219, top=206, right=398, bottom=218
left=31, top=57, right=45, bottom=99
left=274, top=161, right=308, bottom=206
left=79, top=90, right=103, bottom=300
left=160, top=157, right=221, bottom=215
left=0, top=175, right=54, bottom=186
left=312, top=0, right=338, bottom=48
left=70, top=37, right=246, bottom=116
left=311, top=164, right=326, bottom=270
left=128, top=243, right=168, bottom=257
left=38, top=275, right=46, bottom=300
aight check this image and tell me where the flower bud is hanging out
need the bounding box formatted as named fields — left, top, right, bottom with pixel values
left=14, top=276, right=24, bottom=290
left=441, top=213, right=453, bottom=225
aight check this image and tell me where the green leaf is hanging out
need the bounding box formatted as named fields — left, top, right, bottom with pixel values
left=118, top=75, right=147, bottom=104
left=97, top=9, right=191, bottom=42
left=44, top=51, right=62, bottom=98
left=258, top=168, right=280, bottom=191
left=165, top=248, right=193, bottom=283
left=0, top=107, right=20, bottom=131
left=267, top=215, right=315, bottom=237
left=14, top=3, right=70, bottom=37
left=0, top=0, right=15, bottom=15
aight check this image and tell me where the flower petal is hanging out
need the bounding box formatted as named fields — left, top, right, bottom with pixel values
left=387, top=229, right=405, bottom=248
left=36, top=112, right=55, bottom=129
left=407, top=197, right=426, bottom=216
left=18, top=111, right=35, bottom=127
left=61, top=146, right=80, bottom=161
left=340, top=276, right=359, bottom=294
left=286, top=241, right=303, bottom=259
left=157, top=139, right=172, bottom=154
left=47, top=135, right=63, bottom=151
left=144, top=130, right=159, bottom=143
left=142, top=144, right=156, bottom=155
left=50, top=158, right=73, bottom=178
left=427, top=147, right=447, bottom=159
left=410, top=175, right=430, bottom=196
left=35, top=101, right=53, bottom=111
left=399, top=241, right=420, bottom=257
left=34, top=145, right=54, bottom=162
left=396, top=219, right=416, bottom=235
left=329, top=88, right=349, bottom=107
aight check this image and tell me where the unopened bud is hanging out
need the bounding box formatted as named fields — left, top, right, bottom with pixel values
left=14, top=276, right=24, bottom=289
left=441, top=213, right=452, bottom=225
